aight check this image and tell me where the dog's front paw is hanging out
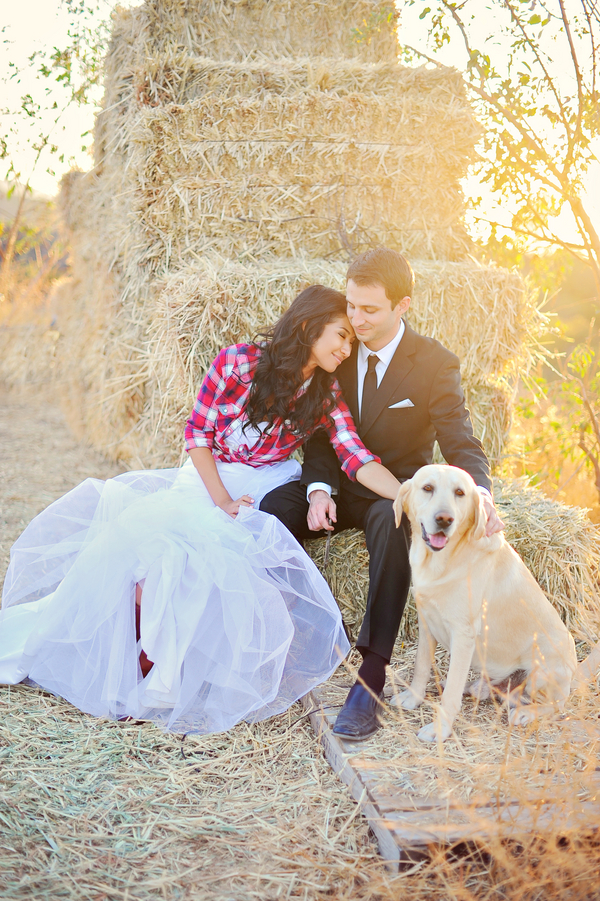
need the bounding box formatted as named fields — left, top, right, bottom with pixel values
left=417, top=720, right=452, bottom=743
left=390, top=689, right=424, bottom=710
left=509, top=704, right=537, bottom=726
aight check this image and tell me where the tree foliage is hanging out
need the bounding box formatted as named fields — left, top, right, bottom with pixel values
left=401, top=0, right=600, bottom=306
left=0, top=0, right=112, bottom=297
left=400, top=0, right=600, bottom=503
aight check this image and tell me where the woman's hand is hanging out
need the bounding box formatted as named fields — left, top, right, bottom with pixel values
left=188, top=448, right=255, bottom=516
left=220, top=495, right=255, bottom=518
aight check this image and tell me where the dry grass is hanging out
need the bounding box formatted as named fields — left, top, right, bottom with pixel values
left=330, top=647, right=600, bottom=810
left=2, top=671, right=600, bottom=901
left=0, top=685, right=380, bottom=900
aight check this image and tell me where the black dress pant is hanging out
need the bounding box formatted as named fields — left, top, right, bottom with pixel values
left=259, top=480, right=411, bottom=661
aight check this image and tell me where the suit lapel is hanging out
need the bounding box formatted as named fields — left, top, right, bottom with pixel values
left=359, top=323, right=417, bottom=438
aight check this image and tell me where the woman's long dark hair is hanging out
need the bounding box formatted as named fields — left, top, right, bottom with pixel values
left=245, top=284, right=349, bottom=437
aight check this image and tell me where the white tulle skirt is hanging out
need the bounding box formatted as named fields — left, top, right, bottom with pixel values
left=0, top=458, right=349, bottom=733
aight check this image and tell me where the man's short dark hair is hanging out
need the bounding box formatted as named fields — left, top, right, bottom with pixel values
left=346, top=247, right=415, bottom=307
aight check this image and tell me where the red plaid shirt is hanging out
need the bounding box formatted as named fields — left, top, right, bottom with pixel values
left=184, top=344, right=379, bottom=480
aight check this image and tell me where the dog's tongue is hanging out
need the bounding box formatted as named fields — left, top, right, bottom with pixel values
left=429, top=532, right=448, bottom=549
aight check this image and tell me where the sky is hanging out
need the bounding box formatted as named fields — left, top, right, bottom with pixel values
left=1, top=0, right=598, bottom=246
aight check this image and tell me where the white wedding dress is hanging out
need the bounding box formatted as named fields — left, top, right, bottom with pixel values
left=0, top=456, right=349, bottom=733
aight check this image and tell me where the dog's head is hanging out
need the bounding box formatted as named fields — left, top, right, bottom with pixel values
left=393, top=464, right=487, bottom=552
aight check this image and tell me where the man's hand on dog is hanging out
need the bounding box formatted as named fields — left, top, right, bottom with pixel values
left=480, top=490, right=505, bottom=536
left=307, top=489, right=337, bottom=532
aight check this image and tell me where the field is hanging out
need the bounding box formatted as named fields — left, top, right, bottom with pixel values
left=508, top=397, right=600, bottom=525
left=1, top=382, right=600, bottom=900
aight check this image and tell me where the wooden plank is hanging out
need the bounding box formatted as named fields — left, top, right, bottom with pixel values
left=303, top=685, right=600, bottom=869
left=302, top=693, right=409, bottom=866
left=379, top=795, right=600, bottom=847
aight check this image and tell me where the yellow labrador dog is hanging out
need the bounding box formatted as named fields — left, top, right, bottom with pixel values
left=392, top=464, right=579, bottom=743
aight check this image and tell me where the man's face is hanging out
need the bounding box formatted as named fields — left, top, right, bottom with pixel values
left=346, top=279, right=410, bottom=352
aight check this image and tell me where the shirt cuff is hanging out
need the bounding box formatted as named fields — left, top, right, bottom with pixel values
left=306, top=482, right=333, bottom=502
left=341, top=452, right=380, bottom=481
left=184, top=435, right=212, bottom=452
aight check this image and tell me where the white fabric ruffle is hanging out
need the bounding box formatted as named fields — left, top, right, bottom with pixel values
left=0, top=458, right=349, bottom=733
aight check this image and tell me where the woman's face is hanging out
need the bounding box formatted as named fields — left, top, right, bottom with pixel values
left=307, top=314, right=355, bottom=373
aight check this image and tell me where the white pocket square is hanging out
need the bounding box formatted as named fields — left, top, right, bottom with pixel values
left=388, top=399, right=414, bottom=409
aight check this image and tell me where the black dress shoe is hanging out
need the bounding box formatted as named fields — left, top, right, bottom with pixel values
left=332, top=682, right=384, bottom=741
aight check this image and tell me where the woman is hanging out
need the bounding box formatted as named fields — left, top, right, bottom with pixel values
left=0, top=286, right=400, bottom=733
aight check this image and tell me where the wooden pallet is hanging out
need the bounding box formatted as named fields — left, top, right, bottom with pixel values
left=303, top=684, right=600, bottom=869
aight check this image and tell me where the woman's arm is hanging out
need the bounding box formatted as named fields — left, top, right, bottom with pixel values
left=355, top=460, right=400, bottom=499
left=188, top=448, right=254, bottom=518
left=185, top=347, right=255, bottom=518
left=318, top=388, right=401, bottom=500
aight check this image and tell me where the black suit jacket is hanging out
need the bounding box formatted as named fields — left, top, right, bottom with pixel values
left=301, top=322, right=492, bottom=499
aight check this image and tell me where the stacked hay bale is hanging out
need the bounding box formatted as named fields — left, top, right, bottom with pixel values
left=53, top=0, right=598, bottom=639
left=56, top=0, right=533, bottom=467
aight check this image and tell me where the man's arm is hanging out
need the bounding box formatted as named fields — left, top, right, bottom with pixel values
left=429, top=356, right=492, bottom=492
left=429, top=355, right=503, bottom=535
left=301, top=428, right=343, bottom=493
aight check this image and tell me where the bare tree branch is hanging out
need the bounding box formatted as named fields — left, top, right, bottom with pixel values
left=557, top=0, right=585, bottom=173
left=581, top=0, right=598, bottom=97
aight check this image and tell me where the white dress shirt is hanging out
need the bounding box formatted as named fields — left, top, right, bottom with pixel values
left=356, top=320, right=405, bottom=421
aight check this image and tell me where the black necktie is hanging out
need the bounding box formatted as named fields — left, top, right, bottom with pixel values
left=361, top=354, right=379, bottom=424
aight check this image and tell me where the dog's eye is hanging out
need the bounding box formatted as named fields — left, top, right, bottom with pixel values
left=455, top=488, right=465, bottom=497
left=422, top=484, right=433, bottom=493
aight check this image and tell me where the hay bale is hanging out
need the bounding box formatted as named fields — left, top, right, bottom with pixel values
left=42, top=242, right=533, bottom=467
left=407, top=261, right=537, bottom=383
left=127, top=92, right=478, bottom=266
left=306, top=478, right=600, bottom=645
left=141, top=0, right=400, bottom=63
left=126, top=257, right=529, bottom=468
left=136, top=53, right=472, bottom=106
left=496, top=479, right=600, bottom=640
left=463, top=381, right=514, bottom=470
left=49, top=0, right=537, bottom=469
left=51, top=0, right=536, bottom=474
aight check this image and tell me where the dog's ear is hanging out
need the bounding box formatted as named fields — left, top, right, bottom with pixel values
left=393, top=479, right=412, bottom=528
left=470, top=490, right=487, bottom=541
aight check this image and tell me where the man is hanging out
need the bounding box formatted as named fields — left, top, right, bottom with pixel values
left=260, top=247, right=503, bottom=740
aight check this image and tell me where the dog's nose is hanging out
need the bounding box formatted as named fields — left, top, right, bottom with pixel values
left=435, top=512, right=454, bottom=530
